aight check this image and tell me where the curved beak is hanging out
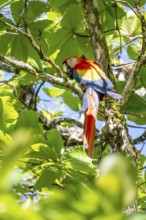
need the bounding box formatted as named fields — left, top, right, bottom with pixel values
left=63, top=63, right=68, bottom=73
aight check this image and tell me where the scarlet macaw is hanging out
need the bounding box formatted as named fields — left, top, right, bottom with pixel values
left=63, top=57, right=122, bottom=157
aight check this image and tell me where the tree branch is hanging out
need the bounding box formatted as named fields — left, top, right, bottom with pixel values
left=0, top=19, right=64, bottom=78
left=134, top=130, right=146, bottom=145
left=0, top=54, right=83, bottom=98
left=122, top=0, right=146, bottom=104
left=81, top=0, right=114, bottom=82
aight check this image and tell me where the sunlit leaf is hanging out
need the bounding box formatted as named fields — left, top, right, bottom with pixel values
left=0, top=129, right=32, bottom=190
left=44, top=87, right=81, bottom=111
left=120, top=11, right=141, bottom=36
left=46, top=129, right=64, bottom=157
left=127, top=43, right=139, bottom=60
left=0, top=96, right=18, bottom=131
left=99, top=153, right=137, bottom=207
left=67, top=147, right=96, bottom=174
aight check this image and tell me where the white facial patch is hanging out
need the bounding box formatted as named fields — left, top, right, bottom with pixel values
left=67, top=58, right=79, bottom=68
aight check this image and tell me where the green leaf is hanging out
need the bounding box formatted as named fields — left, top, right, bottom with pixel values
left=122, top=0, right=146, bottom=7
left=129, top=214, right=146, bottom=220
left=30, top=141, right=57, bottom=161
left=76, top=37, right=94, bottom=60
left=46, top=129, right=64, bottom=157
left=48, top=0, right=78, bottom=12
left=0, top=33, right=13, bottom=55
left=44, top=87, right=64, bottom=97
left=29, top=19, right=52, bottom=31
left=0, top=130, right=12, bottom=146
left=135, top=75, right=142, bottom=89
left=0, top=96, right=18, bottom=131
left=126, top=93, right=146, bottom=113
left=120, top=11, right=141, bottom=36
left=46, top=28, right=70, bottom=56
left=140, top=66, right=146, bottom=88
left=127, top=43, right=139, bottom=60
left=27, top=1, right=47, bottom=22
left=34, top=169, right=58, bottom=190
left=61, top=4, right=83, bottom=30
left=15, top=110, right=43, bottom=134
left=116, top=81, right=126, bottom=94
left=127, top=112, right=146, bottom=125
left=44, top=87, right=81, bottom=111
left=101, top=7, right=115, bottom=32
left=68, top=147, right=92, bottom=164
left=11, top=35, right=29, bottom=62
left=0, top=0, right=13, bottom=7
left=62, top=90, right=81, bottom=111
left=67, top=147, right=96, bottom=174
left=56, top=37, right=82, bottom=66
left=99, top=154, right=137, bottom=208
left=19, top=71, right=36, bottom=85
left=0, top=129, right=32, bottom=190
left=10, top=0, right=24, bottom=24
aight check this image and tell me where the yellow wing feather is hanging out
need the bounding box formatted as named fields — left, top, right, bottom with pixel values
left=76, top=63, right=108, bottom=81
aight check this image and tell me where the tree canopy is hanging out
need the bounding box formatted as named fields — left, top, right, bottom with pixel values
left=0, top=0, right=146, bottom=219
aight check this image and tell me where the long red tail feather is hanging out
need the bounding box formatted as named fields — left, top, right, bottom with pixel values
left=83, top=89, right=99, bottom=157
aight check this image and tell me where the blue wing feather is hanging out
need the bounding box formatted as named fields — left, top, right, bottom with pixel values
left=73, top=71, right=122, bottom=101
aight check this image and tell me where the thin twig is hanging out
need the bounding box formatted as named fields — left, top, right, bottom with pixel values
left=134, top=130, right=146, bottom=144
left=34, top=81, right=45, bottom=111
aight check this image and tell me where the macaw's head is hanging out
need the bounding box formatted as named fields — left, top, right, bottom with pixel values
left=63, top=57, right=82, bottom=79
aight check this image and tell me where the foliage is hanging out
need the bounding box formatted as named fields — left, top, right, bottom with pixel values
left=0, top=0, right=146, bottom=219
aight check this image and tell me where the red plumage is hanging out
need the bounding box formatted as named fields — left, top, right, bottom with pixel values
left=82, top=88, right=99, bottom=157
left=63, top=57, right=122, bottom=157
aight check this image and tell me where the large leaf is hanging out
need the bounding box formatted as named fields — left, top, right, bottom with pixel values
left=125, top=93, right=146, bottom=113
left=67, top=147, right=96, bottom=174
left=46, top=28, right=70, bottom=56
left=99, top=154, right=137, bottom=208
left=76, top=36, right=94, bottom=60
left=120, top=11, right=141, bottom=36
left=127, top=112, right=146, bottom=125
left=61, top=4, right=83, bottom=30
left=46, top=129, right=64, bottom=157
left=34, top=168, right=59, bottom=190
left=0, top=129, right=32, bottom=191
left=29, top=19, right=52, bottom=31
left=48, top=0, right=78, bottom=12
left=56, top=37, right=82, bottom=66
left=44, top=87, right=81, bottom=111
left=0, top=33, right=13, bottom=55
left=15, top=110, right=43, bottom=134
left=11, top=35, right=29, bottom=62
left=0, top=96, right=18, bottom=131
left=127, top=43, right=139, bottom=60
left=19, top=71, right=36, bottom=85
left=121, top=0, right=146, bottom=7
left=27, top=1, right=47, bottom=22
left=30, top=142, right=57, bottom=161
left=10, top=0, right=24, bottom=24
